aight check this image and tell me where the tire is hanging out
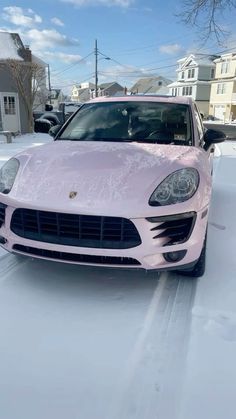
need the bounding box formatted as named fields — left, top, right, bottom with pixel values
left=34, top=118, right=52, bottom=133
left=177, top=230, right=207, bottom=278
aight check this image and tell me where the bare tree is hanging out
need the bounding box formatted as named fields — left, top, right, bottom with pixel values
left=4, top=59, right=47, bottom=132
left=178, top=0, right=236, bottom=43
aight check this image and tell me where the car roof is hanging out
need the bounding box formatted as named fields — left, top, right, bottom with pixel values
left=88, top=95, right=193, bottom=105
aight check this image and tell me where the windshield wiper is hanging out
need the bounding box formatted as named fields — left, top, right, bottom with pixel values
left=58, top=137, right=133, bottom=142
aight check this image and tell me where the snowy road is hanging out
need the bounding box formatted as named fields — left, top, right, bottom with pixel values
left=0, top=135, right=236, bottom=419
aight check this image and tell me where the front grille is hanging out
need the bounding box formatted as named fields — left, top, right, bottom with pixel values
left=12, top=244, right=141, bottom=266
left=146, top=212, right=196, bottom=246
left=11, top=209, right=141, bottom=249
left=0, top=203, right=6, bottom=228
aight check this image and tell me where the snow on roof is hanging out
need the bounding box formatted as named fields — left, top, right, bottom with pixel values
left=0, top=32, right=24, bottom=61
left=178, top=53, right=217, bottom=69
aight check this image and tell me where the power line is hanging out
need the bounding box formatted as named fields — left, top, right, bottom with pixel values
left=52, top=52, right=94, bottom=77
left=52, top=73, right=95, bottom=89
left=98, top=44, right=236, bottom=79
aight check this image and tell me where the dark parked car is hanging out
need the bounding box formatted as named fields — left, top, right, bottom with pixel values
left=34, top=102, right=82, bottom=133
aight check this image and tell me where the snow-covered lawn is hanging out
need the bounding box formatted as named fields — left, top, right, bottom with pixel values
left=0, top=133, right=51, bottom=165
left=0, top=133, right=236, bottom=419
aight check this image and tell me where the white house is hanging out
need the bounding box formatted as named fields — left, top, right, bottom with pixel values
left=209, top=53, right=236, bottom=121
left=49, top=89, right=65, bottom=110
left=168, top=54, right=217, bottom=115
left=71, top=82, right=95, bottom=102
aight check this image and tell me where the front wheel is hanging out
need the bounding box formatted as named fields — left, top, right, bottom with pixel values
left=177, top=230, right=207, bottom=278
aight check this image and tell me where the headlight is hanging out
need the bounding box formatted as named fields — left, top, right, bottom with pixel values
left=0, top=158, right=20, bottom=194
left=149, top=168, right=199, bottom=206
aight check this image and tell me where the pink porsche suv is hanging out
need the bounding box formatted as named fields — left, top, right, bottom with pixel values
left=0, top=96, right=225, bottom=276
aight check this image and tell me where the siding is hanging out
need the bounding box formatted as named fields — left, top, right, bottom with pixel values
left=0, top=63, right=30, bottom=133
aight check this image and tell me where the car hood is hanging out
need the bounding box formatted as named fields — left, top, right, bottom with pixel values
left=8, top=140, right=209, bottom=217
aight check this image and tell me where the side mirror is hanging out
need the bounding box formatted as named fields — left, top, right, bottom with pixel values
left=48, top=124, right=62, bottom=138
left=203, top=128, right=226, bottom=149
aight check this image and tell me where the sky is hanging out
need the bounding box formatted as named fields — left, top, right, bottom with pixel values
left=0, top=0, right=235, bottom=95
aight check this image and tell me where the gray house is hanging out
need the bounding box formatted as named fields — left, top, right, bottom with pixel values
left=130, top=77, right=172, bottom=95
left=0, top=32, right=37, bottom=133
left=97, top=82, right=124, bottom=97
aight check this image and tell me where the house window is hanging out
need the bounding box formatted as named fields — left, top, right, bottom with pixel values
left=4, top=96, right=16, bottom=115
left=172, top=88, right=177, bottom=96
left=221, top=61, right=229, bottom=74
left=188, top=69, right=195, bottom=78
left=211, top=68, right=215, bottom=79
left=158, top=81, right=162, bottom=86
left=182, top=86, right=192, bottom=96
left=181, top=71, right=184, bottom=79
left=217, top=83, right=226, bottom=94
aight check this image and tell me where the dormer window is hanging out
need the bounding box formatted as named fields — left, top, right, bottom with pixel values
left=181, top=71, right=184, bottom=79
left=221, top=61, right=229, bottom=74
left=187, top=69, right=195, bottom=78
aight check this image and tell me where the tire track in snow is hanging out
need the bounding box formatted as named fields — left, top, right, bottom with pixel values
left=109, top=272, right=197, bottom=419
left=0, top=253, right=28, bottom=280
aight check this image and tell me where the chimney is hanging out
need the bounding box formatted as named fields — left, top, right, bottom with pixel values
left=23, top=44, right=32, bottom=62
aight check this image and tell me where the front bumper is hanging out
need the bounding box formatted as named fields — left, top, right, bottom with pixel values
left=0, top=203, right=208, bottom=271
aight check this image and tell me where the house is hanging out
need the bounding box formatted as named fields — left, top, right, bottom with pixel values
left=71, top=81, right=124, bottom=102
left=0, top=32, right=32, bottom=133
left=130, top=77, right=172, bottom=95
left=49, top=89, right=65, bottom=110
left=71, top=82, right=95, bottom=102
left=95, top=82, right=124, bottom=98
left=168, top=54, right=217, bottom=115
left=209, top=53, right=236, bottom=121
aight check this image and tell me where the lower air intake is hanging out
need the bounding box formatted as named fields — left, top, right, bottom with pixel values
left=12, top=244, right=141, bottom=266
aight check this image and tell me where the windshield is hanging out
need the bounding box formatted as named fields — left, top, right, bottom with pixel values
left=59, top=101, right=192, bottom=145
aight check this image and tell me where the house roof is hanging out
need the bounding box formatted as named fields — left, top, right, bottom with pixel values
left=130, top=77, right=172, bottom=94
left=0, top=32, right=25, bottom=61
left=99, top=82, right=124, bottom=91
left=178, top=54, right=218, bottom=69
left=51, top=89, right=62, bottom=99
left=78, top=88, right=91, bottom=102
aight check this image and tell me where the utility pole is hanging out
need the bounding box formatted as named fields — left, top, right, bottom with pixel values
left=47, top=64, right=52, bottom=104
left=95, top=39, right=98, bottom=97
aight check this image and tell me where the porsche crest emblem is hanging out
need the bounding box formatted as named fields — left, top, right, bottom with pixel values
left=69, top=191, right=77, bottom=199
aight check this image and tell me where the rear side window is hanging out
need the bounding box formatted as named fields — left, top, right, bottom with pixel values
left=193, top=104, right=204, bottom=141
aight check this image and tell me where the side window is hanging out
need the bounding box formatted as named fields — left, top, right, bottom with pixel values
left=193, top=104, right=204, bottom=143
left=4, top=96, right=16, bottom=115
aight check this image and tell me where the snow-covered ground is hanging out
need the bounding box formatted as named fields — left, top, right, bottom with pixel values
left=0, top=133, right=236, bottom=419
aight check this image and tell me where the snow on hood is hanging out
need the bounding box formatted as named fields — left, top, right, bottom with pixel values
left=10, top=140, right=206, bottom=216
